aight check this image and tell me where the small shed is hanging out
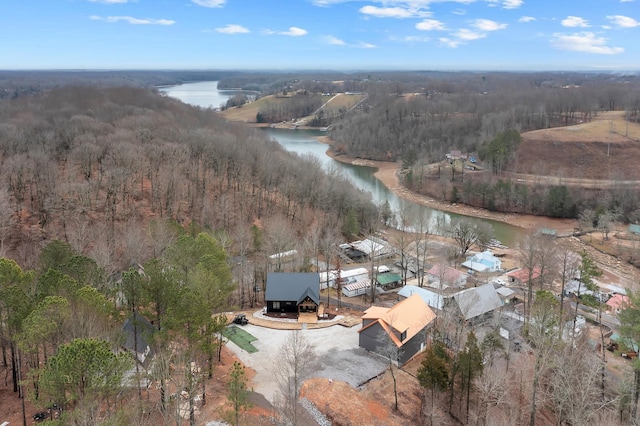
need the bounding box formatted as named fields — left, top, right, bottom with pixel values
left=376, top=272, right=402, bottom=289
left=629, top=224, right=640, bottom=235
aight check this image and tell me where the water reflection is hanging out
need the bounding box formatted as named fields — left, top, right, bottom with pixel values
left=262, top=128, right=520, bottom=245
left=160, top=81, right=522, bottom=246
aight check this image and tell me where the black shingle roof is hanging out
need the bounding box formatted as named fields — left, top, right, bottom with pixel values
left=265, top=272, right=320, bottom=305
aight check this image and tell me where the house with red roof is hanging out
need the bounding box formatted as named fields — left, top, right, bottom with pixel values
left=507, top=267, right=542, bottom=287
left=427, top=264, right=468, bottom=288
left=606, top=294, right=630, bottom=314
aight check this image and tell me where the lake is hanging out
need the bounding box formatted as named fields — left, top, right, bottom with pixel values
left=160, top=81, right=522, bottom=245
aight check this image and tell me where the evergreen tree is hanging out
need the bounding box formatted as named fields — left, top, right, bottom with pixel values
left=227, top=361, right=250, bottom=426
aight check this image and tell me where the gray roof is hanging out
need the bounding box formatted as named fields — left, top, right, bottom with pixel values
left=453, top=283, right=502, bottom=320
left=122, top=312, right=156, bottom=354
left=266, top=272, right=320, bottom=305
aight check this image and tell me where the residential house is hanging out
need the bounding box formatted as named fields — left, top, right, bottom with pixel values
left=507, top=267, right=542, bottom=287
left=122, top=312, right=157, bottom=366
left=265, top=272, right=320, bottom=315
left=397, top=285, right=444, bottom=310
left=452, top=283, right=502, bottom=321
left=358, top=294, right=437, bottom=366
left=268, top=249, right=298, bottom=271
left=342, top=279, right=382, bottom=298
left=461, top=251, right=502, bottom=273
left=606, top=294, right=630, bottom=314
left=427, top=264, right=467, bottom=288
left=319, top=267, right=369, bottom=290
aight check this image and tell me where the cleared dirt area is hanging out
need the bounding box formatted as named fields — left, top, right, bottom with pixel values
left=516, top=111, right=640, bottom=181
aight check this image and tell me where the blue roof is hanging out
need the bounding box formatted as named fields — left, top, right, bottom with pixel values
left=398, top=285, right=443, bottom=310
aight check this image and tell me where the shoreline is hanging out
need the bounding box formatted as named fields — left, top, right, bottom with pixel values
left=315, top=135, right=578, bottom=234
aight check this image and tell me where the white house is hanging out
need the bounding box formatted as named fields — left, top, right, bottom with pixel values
left=461, top=250, right=502, bottom=273
left=318, top=267, right=369, bottom=290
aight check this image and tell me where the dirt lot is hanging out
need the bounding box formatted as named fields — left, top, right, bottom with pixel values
left=516, top=111, right=640, bottom=181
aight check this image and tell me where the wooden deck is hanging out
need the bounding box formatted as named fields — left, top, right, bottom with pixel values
left=298, top=312, right=318, bottom=324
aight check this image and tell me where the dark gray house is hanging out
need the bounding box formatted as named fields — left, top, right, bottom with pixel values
left=358, top=294, right=436, bottom=367
left=265, top=272, right=320, bottom=315
left=122, top=312, right=157, bottom=365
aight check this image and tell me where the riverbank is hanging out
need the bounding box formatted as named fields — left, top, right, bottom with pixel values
left=316, top=135, right=578, bottom=235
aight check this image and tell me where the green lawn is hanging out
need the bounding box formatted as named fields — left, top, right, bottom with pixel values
left=223, top=325, right=259, bottom=353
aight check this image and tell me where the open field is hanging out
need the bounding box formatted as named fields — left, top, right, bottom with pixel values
left=322, top=93, right=365, bottom=114
left=218, top=95, right=284, bottom=122
left=515, top=111, right=640, bottom=181
left=218, top=92, right=365, bottom=125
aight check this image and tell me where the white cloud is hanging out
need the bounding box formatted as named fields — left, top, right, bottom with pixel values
left=416, top=19, right=445, bottom=31
left=472, top=19, right=507, bottom=31
left=452, top=9, right=466, bottom=15
left=265, top=27, right=308, bottom=36
left=502, top=0, right=523, bottom=8
left=90, top=15, right=175, bottom=25
left=561, top=16, right=590, bottom=28
left=359, top=6, right=415, bottom=18
left=551, top=32, right=624, bottom=54
left=456, top=28, right=486, bottom=40
left=355, top=41, right=377, bottom=48
left=215, top=24, right=249, bottom=34
left=401, top=35, right=431, bottom=42
left=606, top=15, right=640, bottom=28
left=439, top=37, right=463, bottom=48
left=325, top=35, right=346, bottom=45
left=519, top=16, right=536, bottom=23
left=192, top=0, right=226, bottom=7
left=88, top=0, right=128, bottom=4
left=282, top=27, right=307, bottom=36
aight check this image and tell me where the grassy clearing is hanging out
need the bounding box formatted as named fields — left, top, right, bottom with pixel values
left=218, top=95, right=288, bottom=122
left=525, top=111, right=640, bottom=142
left=323, top=94, right=364, bottom=114
left=223, top=325, right=259, bottom=353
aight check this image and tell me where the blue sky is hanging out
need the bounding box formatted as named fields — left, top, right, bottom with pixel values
left=1, top=0, right=639, bottom=71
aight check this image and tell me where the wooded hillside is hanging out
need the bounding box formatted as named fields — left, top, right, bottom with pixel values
left=0, top=86, right=376, bottom=270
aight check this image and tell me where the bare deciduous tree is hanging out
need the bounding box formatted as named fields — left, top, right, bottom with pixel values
left=273, top=331, right=318, bottom=425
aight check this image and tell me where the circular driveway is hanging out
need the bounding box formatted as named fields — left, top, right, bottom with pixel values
left=226, top=323, right=388, bottom=401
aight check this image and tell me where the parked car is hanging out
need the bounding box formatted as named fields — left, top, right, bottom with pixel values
left=232, top=314, right=249, bottom=325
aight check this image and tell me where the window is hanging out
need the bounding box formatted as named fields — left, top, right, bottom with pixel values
left=273, top=301, right=280, bottom=310
left=400, top=330, right=407, bottom=341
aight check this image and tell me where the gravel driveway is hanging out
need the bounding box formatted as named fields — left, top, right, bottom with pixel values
left=226, top=323, right=388, bottom=402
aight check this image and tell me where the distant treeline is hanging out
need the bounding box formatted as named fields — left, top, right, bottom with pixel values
left=327, top=72, right=640, bottom=162
left=0, top=70, right=242, bottom=99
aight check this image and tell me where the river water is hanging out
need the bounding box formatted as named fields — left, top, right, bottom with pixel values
left=160, top=82, right=521, bottom=245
